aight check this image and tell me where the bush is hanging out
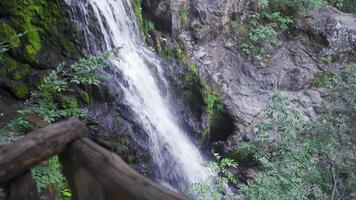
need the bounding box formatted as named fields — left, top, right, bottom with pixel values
left=3, top=49, right=118, bottom=134
left=327, top=0, right=356, bottom=13
left=263, top=0, right=324, bottom=13
left=240, top=0, right=322, bottom=59
left=1, top=49, right=117, bottom=199
left=187, top=152, right=238, bottom=200
left=189, top=66, right=356, bottom=200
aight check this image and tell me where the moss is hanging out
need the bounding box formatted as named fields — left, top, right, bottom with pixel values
left=59, top=37, right=77, bottom=56
left=161, top=46, right=175, bottom=60
left=0, top=23, right=20, bottom=49
left=9, top=81, right=30, bottom=99
left=312, top=72, right=335, bottom=87
left=0, top=0, right=79, bottom=64
left=175, top=45, right=187, bottom=64
left=0, top=56, right=31, bottom=80
left=23, top=44, right=39, bottom=63
left=203, top=87, right=225, bottom=118
left=59, top=96, right=79, bottom=109
left=14, top=64, right=31, bottom=81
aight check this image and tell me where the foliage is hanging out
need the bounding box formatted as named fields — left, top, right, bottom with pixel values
left=238, top=93, right=324, bottom=200
left=189, top=66, right=355, bottom=200
left=32, top=156, right=71, bottom=200
left=327, top=0, right=356, bottom=13
left=201, top=87, right=225, bottom=141
left=133, top=0, right=156, bottom=44
left=261, top=0, right=324, bottom=13
left=1, top=50, right=116, bottom=198
left=187, top=152, right=238, bottom=200
left=205, top=91, right=224, bottom=117
left=240, top=0, right=322, bottom=59
left=175, top=45, right=187, bottom=64
left=3, top=49, right=117, bottom=134
left=311, top=71, right=335, bottom=87
left=180, top=9, right=190, bottom=25
left=32, top=156, right=64, bottom=192
left=161, top=46, right=175, bottom=60
left=0, top=41, right=7, bottom=59
left=240, top=11, right=292, bottom=59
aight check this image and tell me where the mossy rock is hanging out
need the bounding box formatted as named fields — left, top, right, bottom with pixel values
left=0, top=55, right=31, bottom=80
left=202, top=87, right=235, bottom=144
left=311, top=71, right=335, bottom=87
left=9, top=81, right=30, bottom=99
left=0, top=0, right=79, bottom=65
left=58, top=96, right=79, bottom=109
left=0, top=23, right=20, bottom=49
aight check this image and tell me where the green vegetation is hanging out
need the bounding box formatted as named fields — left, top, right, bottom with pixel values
left=0, top=23, right=21, bottom=49
left=175, top=45, right=188, bottom=64
left=180, top=9, right=190, bottom=25
left=1, top=49, right=117, bottom=198
left=312, top=71, right=335, bottom=86
left=32, top=156, right=71, bottom=199
left=187, top=152, right=238, bottom=200
left=189, top=66, right=356, bottom=200
left=327, top=0, right=356, bottom=13
left=0, top=0, right=78, bottom=62
left=133, top=0, right=156, bottom=44
left=202, top=86, right=225, bottom=141
left=4, top=50, right=117, bottom=134
left=240, top=0, right=322, bottom=59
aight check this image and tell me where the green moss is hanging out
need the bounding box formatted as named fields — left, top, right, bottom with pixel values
left=179, top=9, right=190, bottom=24
left=12, top=64, right=31, bottom=81
left=312, top=72, right=335, bottom=87
left=59, top=37, right=77, bottom=55
left=175, top=46, right=187, bottom=64
left=0, top=23, right=20, bottom=49
left=59, top=96, right=79, bottom=109
left=183, top=70, right=200, bottom=90
left=161, top=46, right=175, bottom=60
left=201, top=86, right=226, bottom=142
left=203, top=87, right=224, bottom=117
left=0, top=0, right=78, bottom=64
left=23, top=44, right=38, bottom=62
left=9, top=81, right=30, bottom=99
left=0, top=56, right=31, bottom=80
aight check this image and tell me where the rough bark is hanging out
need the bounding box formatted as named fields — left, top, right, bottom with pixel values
left=0, top=118, right=87, bottom=184
left=60, top=138, right=189, bottom=200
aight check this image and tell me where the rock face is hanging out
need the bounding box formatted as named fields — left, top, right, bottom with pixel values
left=0, top=0, right=82, bottom=99
left=0, top=0, right=151, bottom=175
left=143, top=1, right=356, bottom=152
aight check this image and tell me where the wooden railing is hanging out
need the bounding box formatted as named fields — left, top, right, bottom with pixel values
left=0, top=118, right=189, bottom=200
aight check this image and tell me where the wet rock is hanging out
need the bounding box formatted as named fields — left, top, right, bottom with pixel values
left=142, top=1, right=356, bottom=154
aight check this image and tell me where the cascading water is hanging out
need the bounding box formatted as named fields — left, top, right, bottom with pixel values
left=65, top=0, right=210, bottom=191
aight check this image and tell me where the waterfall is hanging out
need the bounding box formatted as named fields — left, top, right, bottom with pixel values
left=64, top=0, right=209, bottom=191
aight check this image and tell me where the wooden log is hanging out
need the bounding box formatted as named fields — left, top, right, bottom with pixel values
left=8, top=171, right=39, bottom=200
left=60, top=138, right=189, bottom=200
left=0, top=118, right=88, bottom=185
left=61, top=153, right=108, bottom=200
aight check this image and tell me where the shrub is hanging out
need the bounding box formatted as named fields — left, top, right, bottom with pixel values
left=240, top=0, right=321, bottom=59
left=187, top=152, right=238, bottom=200
left=188, top=66, right=356, bottom=200
left=3, top=49, right=118, bottom=134
left=1, top=49, right=117, bottom=198
left=180, top=9, right=190, bottom=25
left=32, top=156, right=71, bottom=200
left=327, top=0, right=356, bottom=13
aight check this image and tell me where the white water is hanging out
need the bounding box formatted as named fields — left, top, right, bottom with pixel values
left=65, top=0, right=209, bottom=191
